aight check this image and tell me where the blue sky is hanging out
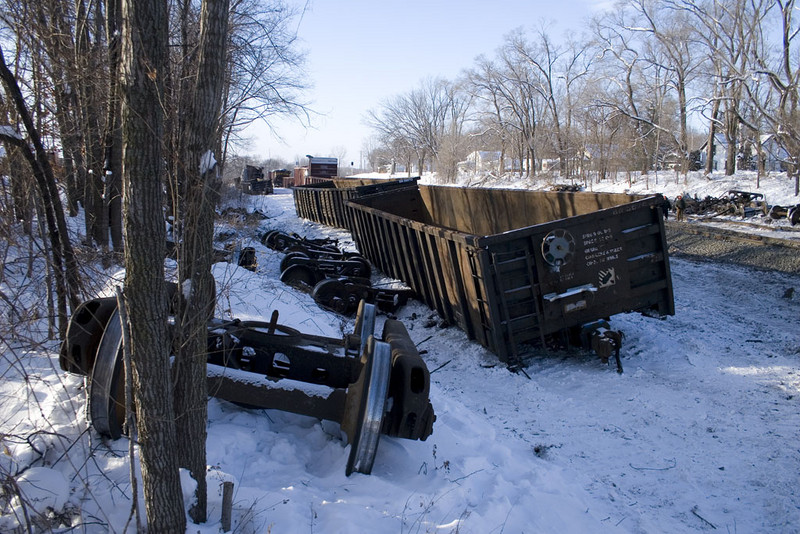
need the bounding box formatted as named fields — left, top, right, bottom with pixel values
left=244, top=0, right=611, bottom=166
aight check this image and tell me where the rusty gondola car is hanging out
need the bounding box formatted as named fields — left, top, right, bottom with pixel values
left=292, top=178, right=420, bottom=229
left=339, top=184, right=675, bottom=367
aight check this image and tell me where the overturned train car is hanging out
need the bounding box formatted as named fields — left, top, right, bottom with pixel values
left=293, top=181, right=675, bottom=366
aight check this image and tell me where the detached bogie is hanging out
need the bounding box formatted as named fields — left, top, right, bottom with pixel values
left=60, top=297, right=435, bottom=476
left=312, top=279, right=414, bottom=315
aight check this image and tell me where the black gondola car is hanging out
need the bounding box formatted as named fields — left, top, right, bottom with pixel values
left=344, top=184, right=675, bottom=364
left=289, top=180, right=674, bottom=365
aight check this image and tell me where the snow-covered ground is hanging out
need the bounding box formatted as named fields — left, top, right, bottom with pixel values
left=1, top=171, right=798, bottom=533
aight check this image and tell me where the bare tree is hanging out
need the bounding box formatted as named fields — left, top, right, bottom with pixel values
left=676, top=0, right=800, bottom=194
left=497, top=38, right=544, bottom=176
left=362, top=136, right=387, bottom=172
left=508, top=29, right=592, bottom=178
left=672, top=0, right=770, bottom=176
left=172, top=0, right=231, bottom=523
left=331, top=145, right=348, bottom=167
left=104, top=0, right=125, bottom=251
left=591, top=2, right=692, bottom=175
left=1, top=0, right=309, bottom=528
left=592, top=11, right=659, bottom=174
left=75, top=0, right=109, bottom=250
left=44, top=1, right=85, bottom=217
left=119, top=0, right=185, bottom=529
left=576, top=82, right=626, bottom=184
left=220, top=0, right=310, bottom=164
left=1, top=0, right=125, bottom=252
left=749, top=0, right=800, bottom=194
left=435, top=80, right=472, bottom=181
left=0, top=45, right=84, bottom=335
left=366, top=77, right=469, bottom=179
left=465, top=55, right=513, bottom=174
left=627, top=0, right=702, bottom=174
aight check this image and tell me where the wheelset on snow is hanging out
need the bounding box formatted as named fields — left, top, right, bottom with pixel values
left=60, top=296, right=434, bottom=476
left=267, top=230, right=414, bottom=316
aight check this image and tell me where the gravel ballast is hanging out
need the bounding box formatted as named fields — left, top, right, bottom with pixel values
left=666, top=221, right=800, bottom=274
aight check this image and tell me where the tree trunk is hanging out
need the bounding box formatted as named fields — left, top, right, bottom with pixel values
left=120, top=0, right=186, bottom=530
left=678, top=78, right=690, bottom=175
left=725, top=109, right=737, bottom=176
left=0, top=134, right=70, bottom=335
left=38, top=0, right=83, bottom=218
left=51, top=83, right=81, bottom=217
left=105, top=0, right=124, bottom=253
left=76, top=0, right=109, bottom=250
left=0, top=45, right=84, bottom=320
left=0, top=116, right=34, bottom=228
left=705, top=98, right=720, bottom=175
left=173, top=0, right=230, bottom=524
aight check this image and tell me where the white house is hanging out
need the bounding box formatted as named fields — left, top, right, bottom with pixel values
left=461, top=151, right=532, bottom=173
left=699, top=133, right=788, bottom=172
left=462, top=151, right=503, bottom=172
left=759, top=134, right=790, bottom=171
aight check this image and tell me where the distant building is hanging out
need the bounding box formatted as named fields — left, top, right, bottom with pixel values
left=460, top=151, right=525, bottom=173
left=698, top=133, right=788, bottom=172
left=759, top=134, right=790, bottom=172
left=288, top=156, right=338, bottom=187
left=379, top=162, right=407, bottom=174
left=464, top=151, right=501, bottom=172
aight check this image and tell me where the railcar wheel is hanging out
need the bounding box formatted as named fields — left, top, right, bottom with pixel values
left=271, top=232, right=292, bottom=251
left=789, top=205, right=800, bottom=225
left=280, top=264, right=322, bottom=291
left=59, top=297, right=118, bottom=375
left=89, top=309, right=126, bottom=439
left=261, top=230, right=280, bottom=248
left=345, top=337, right=392, bottom=476
left=353, top=301, right=377, bottom=355
left=312, top=279, right=352, bottom=314
left=347, top=256, right=372, bottom=278
left=279, top=252, right=309, bottom=273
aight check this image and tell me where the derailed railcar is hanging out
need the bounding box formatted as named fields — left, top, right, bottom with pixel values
left=239, top=165, right=274, bottom=195
left=292, top=177, right=419, bottom=229
left=346, top=184, right=674, bottom=365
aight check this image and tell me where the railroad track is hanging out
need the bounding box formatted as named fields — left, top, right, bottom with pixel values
left=691, top=213, right=800, bottom=235
left=666, top=219, right=800, bottom=274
